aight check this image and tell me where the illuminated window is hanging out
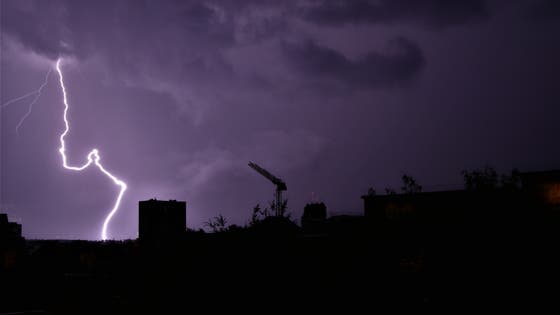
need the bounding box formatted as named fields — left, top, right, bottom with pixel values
left=544, top=183, right=560, bottom=205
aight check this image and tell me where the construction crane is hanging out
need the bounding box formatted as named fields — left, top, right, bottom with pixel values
left=248, top=161, right=287, bottom=217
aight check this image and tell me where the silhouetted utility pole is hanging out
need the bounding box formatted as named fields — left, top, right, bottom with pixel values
left=248, top=161, right=287, bottom=217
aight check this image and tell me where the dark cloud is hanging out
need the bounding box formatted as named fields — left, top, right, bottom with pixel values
left=1, top=1, right=72, bottom=59
left=526, top=0, right=560, bottom=22
left=302, top=0, right=488, bottom=28
left=282, top=37, right=425, bottom=87
left=1, top=0, right=237, bottom=61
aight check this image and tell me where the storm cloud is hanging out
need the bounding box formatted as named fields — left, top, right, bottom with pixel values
left=301, top=0, right=488, bottom=28
left=283, top=37, right=425, bottom=87
left=526, top=0, right=560, bottom=22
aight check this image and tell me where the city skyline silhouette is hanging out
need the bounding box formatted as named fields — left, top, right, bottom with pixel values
left=1, top=2, right=560, bottom=312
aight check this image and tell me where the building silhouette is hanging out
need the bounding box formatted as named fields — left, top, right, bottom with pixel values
left=361, top=170, right=560, bottom=224
left=0, top=213, right=22, bottom=240
left=138, top=199, right=186, bottom=241
left=520, top=170, right=560, bottom=209
left=0, top=213, right=24, bottom=272
left=301, top=202, right=327, bottom=233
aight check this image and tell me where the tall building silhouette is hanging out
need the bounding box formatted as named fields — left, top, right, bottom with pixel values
left=301, top=202, right=327, bottom=233
left=0, top=213, right=24, bottom=272
left=138, top=199, right=186, bottom=240
left=0, top=213, right=22, bottom=240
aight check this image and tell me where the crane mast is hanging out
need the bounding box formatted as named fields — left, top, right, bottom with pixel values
left=248, top=161, right=287, bottom=216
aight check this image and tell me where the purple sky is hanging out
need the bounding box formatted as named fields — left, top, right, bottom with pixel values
left=1, top=0, right=559, bottom=240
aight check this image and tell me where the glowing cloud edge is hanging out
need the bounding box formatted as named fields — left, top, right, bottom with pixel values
left=56, top=58, right=127, bottom=240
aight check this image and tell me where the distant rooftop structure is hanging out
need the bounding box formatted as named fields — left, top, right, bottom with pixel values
left=520, top=170, right=560, bottom=206
left=361, top=170, right=560, bottom=221
left=301, top=202, right=327, bottom=233
left=0, top=213, right=23, bottom=241
left=138, top=199, right=186, bottom=241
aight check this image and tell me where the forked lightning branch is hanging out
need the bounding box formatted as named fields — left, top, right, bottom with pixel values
left=1, top=58, right=128, bottom=240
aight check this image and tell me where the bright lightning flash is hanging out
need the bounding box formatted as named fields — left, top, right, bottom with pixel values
left=56, top=58, right=127, bottom=240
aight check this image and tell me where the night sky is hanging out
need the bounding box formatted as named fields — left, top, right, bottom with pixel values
left=1, top=0, right=559, bottom=240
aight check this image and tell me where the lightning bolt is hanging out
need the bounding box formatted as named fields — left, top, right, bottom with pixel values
left=15, top=69, right=52, bottom=134
left=1, top=90, right=40, bottom=107
left=56, top=58, right=127, bottom=240
left=2, top=59, right=128, bottom=239
left=1, top=68, right=52, bottom=134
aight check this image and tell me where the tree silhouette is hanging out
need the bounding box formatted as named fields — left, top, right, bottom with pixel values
left=385, top=188, right=397, bottom=195
left=501, top=168, right=522, bottom=190
left=250, top=204, right=270, bottom=226
left=462, top=166, right=498, bottom=191
left=204, top=214, right=229, bottom=232
left=401, top=174, right=422, bottom=194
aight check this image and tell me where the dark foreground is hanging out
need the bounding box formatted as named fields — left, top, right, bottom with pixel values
left=2, top=214, right=560, bottom=314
